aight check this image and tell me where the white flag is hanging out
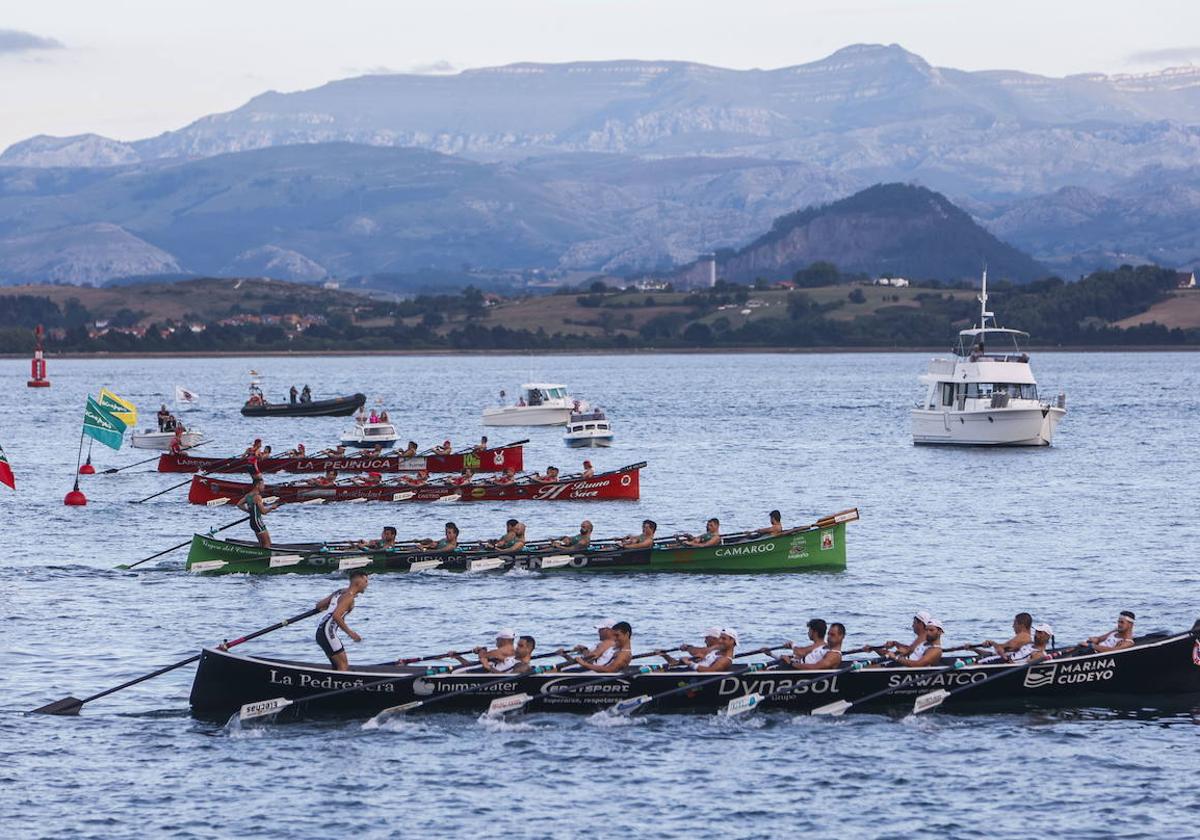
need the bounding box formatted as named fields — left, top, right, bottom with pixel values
left=175, top=385, right=200, bottom=407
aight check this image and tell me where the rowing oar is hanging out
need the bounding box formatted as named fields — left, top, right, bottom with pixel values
left=134, top=452, right=252, bottom=503
left=809, top=655, right=978, bottom=716
left=114, top=516, right=249, bottom=570
left=102, top=441, right=209, bottom=474
left=484, top=647, right=683, bottom=718
left=605, top=645, right=790, bottom=718
left=243, top=649, right=567, bottom=724
left=909, top=645, right=1086, bottom=716
left=721, top=655, right=886, bottom=718
left=30, top=606, right=320, bottom=716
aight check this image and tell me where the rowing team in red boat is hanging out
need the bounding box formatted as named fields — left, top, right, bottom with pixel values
left=241, top=435, right=501, bottom=462
left=291, top=460, right=594, bottom=489
left=305, top=579, right=1142, bottom=676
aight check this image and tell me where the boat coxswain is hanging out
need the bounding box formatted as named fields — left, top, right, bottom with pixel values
left=619, top=519, right=657, bottom=549
left=417, top=521, right=459, bottom=552
left=881, top=616, right=944, bottom=667
left=663, top=628, right=737, bottom=671
left=678, top=518, right=721, bottom=548
left=1084, top=610, right=1136, bottom=651
left=355, top=526, right=397, bottom=550
left=315, top=570, right=368, bottom=671
left=237, top=475, right=281, bottom=547
left=452, top=628, right=517, bottom=671
left=756, top=510, right=783, bottom=536
left=551, top=520, right=592, bottom=550
left=974, top=612, right=1033, bottom=662
left=243, top=438, right=263, bottom=459
left=564, top=622, right=633, bottom=672
left=779, top=619, right=845, bottom=670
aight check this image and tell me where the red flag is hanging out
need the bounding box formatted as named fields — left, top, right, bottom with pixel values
left=0, top=442, right=13, bottom=491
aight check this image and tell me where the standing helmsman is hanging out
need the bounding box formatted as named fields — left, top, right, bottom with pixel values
left=237, top=475, right=280, bottom=548
left=315, top=570, right=368, bottom=671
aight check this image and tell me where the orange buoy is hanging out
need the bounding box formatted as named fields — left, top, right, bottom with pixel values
left=27, top=325, right=50, bottom=388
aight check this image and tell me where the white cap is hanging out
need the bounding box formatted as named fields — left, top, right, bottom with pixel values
left=594, top=618, right=616, bottom=630
left=924, top=616, right=944, bottom=631
left=1033, top=622, right=1053, bottom=635
left=721, top=627, right=739, bottom=643
left=703, top=626, right=722, bottom=639
left=495, top=628, right=516, bottom=639
left=915, top=610, right=933, bottom=626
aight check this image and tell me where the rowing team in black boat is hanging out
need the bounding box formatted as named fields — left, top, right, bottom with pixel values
left=305, top=572, right=1140, bottom=675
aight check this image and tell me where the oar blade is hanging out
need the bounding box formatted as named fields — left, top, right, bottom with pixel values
left=912, top=689, right=951, bottom=716
left=29, top=696, right=84, bottom=716
left=365, top=701, right=422, bottom=727
left=486, top=693, right=532, bottom=718
left=436, top=493, right=461, bottom=503
left=239, top=697, right=292, bottom=721
left=810, top=699, right=853, bottom=717
left=721, top=692, right=764, bottom=718
left=467, top=557, right=507, bottom=573
left=391, top=492, right=414, bottom=501
left=610, top=694, right=653, bottom=717
left=205, top=498, right=229, bottom=507
left=538, top=555, right=572, bottom=569
left=408, top=559, right=442, bottom=572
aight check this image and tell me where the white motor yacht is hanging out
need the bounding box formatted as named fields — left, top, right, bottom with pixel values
left=912, top=272, right=1066, bottom=446
left=130, top=429, right=206, bottom=450
left=483, top=383, right=584, bottom=427
left=340, top=421, right=399, bottom=449
left=564, top=409, right=614, bottom=447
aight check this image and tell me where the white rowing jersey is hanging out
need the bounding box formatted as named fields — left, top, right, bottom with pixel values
left=1009, top=643, right=1037, bottom=663
left=802, top=645, right=828, bottom=665
left=693, top=648, right=727, bottom=669
left=492, top=655, right=520, bottom=672
left=323, top=589, right=346, bottom=619
left=594, top=645, right=618, bottom=667
left=1096, top=632, right=1126, bottom=649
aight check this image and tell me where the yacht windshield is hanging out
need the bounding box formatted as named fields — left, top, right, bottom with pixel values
left=957, top=330, right=1026, bottom=359
left=963, top=383, right=1039, bottom=400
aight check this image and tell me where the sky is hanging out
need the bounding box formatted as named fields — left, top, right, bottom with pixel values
left=2, top=0, right=1199, bottom=151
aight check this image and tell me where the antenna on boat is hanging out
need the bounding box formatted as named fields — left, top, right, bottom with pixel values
left=977, top=266, right=993, bottom=329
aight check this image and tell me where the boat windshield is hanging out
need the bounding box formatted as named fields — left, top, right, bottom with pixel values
left=961, top=383, right=1039, bottom=401
left=957, top=329, right=1028, bottom=360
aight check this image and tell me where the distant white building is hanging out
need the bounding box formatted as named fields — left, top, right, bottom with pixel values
left=1176, top=271, right=1196, bottom=289
left=631, top=278, right=670, bottom=292
left=875, top=277, right=909, bottom=287
left=322, top=280, right=340, bottom=290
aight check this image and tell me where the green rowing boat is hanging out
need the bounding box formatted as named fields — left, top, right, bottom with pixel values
left=182, top=509, right=858, bottom=575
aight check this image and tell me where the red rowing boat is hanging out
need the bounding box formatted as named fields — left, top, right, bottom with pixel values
left=187, top=463, right=644, bottom=505
left=158, top=443, right=524, bottom=475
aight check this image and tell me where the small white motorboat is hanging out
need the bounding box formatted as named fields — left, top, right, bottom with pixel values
left=483, top=383, right=585, bottom=427
left=564, top=409, right=614, bottom=447
left=340, top=421, right=400, bottom=449
left=130, top=429, right=205, bottom=450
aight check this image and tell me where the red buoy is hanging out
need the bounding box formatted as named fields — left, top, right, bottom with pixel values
left=27, top=324, right=50, bottom=388
left=64, top=480, right=87, bottom=506
left=79, top=458, right=96, bottom=475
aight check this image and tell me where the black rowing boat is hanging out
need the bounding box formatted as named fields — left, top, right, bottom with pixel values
left=240, top=393, right=366, bottom=418
left=189, top=623, right=1200, bottom=719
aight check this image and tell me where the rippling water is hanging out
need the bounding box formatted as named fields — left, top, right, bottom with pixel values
left=3, top=352, right=1199, bottom=838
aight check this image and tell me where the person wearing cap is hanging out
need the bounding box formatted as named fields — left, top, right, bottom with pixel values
left=882, top=617, right=944, bottom=667
left=480, top=635, right=537, bottom=674
left=453, top=629, right=518, bottom=670
left=1085, top=611, right=1136, bottom=651
left=756, top=510, right=784, bottom=536
left=620, top=519, right=657, bottom=550
left=865, top=611, right=932, bottom=656
left=974, top=612, right=1033, bottom=661
left=663, top=628, right=736, bottom=671
left=566, top=622, right=633, bottom=673
left=417, top=522, right=459, bottom=552
left=1017, top=623, right=1054, bottom=663
left=580, top=460, right=595, bottom=479
left=566, top=618, right=616, bottom=662
left=434, top=439, right=453, bottom=455
left=355, top=525, right=397, bottom=550
left=490, top=467, right=518, bottom=486
left=780, top=619, right=844, bottom=670
left=352, top=470, right=384, bottom=486
left=679, top=627, right=722, bottom=659
left=678, top=518, right=721, bottom=548
left=551, top=520, right=593, bottom=551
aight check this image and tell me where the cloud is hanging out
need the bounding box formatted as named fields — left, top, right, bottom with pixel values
left=1126, top=46, right=1200, bottom=66
left=344, top=60, right=458, bottom=77
left=0, top=28, right=64, bottom=55
left=410, top=60, right=457, bottom=75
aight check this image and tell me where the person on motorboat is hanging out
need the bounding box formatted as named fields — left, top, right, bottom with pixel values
left=882, top=617, right=944, bottom=667
left=399, top=441, right=418, bottom=458
left=756, top=510, right=783, bottom=536
left=1084, top=611, right=1136, bottom=651
left=662, top=628, right=737, bottom=671
left=974, top=612, right=1033, bottom=661
left=400, top=469, right=430, bottom=487
left=315, top=570, right=368, bottom=671
left=237, top=475, right=281, bottom=548
left=356, top=526, right=398, bottom=550
left=580, top=460, right=594, bottom=479
left=417, top=522, right=459, bottom=552
left=354, top=407, right=367, bottom=426
left=448, top=468, right=474, bottom=487
left=434, top=440, right=453, bottom=455
left=300, top=385, right=311, bottom=403
left=289, top=385, right=298, bottom=404
left=156, top=404, right=172, bottom=432
left=473, top=436, right=489, bottom=453
left=369, top=409, right=380, bottom=424
left=678, top=518, right=721, bottom=548
left=566, top=618, right=615, bottom=662
left=864, top=611, right=932, bottom=656
left=489, top=467, right=518, bottom=486
left=551, top=520, right=592, bottom=551
left=779, top=620, right=845, bottom=670
left=619, top=519, right=657, bottom=549
left=564, top=622, right=633, bottom=673
left=451, top=629, right=517, bottom=671
left=379, top=410, right=390, bottom=422
left=532, top=466, right=560, bottom=484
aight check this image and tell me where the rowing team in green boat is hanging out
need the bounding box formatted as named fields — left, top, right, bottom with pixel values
left=307, top=573, right=1139, bottom=676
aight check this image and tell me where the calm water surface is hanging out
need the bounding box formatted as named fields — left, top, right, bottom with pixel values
left=1, top=352, right=1198, bottom=839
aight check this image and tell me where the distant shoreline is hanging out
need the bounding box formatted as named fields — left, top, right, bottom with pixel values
left=3, top=345, right=1199, bottom=360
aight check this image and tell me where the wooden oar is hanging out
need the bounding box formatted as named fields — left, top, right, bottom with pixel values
left=910, top=645, right=1085, bottom=716
left=30, top=607, right=320, bottom=715
left=810, top=655, right=977, bottom=716
left=606, top=646, right=789, bottom=717
left=721, top=656, right=883, bottom=718
left=114, top=517, right=250, bottom=570
left=102, top=441, right=209, bottom=474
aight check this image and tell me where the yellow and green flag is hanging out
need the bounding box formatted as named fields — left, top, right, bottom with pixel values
left=98, top=388, right=138, bottom=427
left=84, top=396, right=127, bottom=450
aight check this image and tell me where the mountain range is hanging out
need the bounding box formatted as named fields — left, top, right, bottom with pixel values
left=3, top=44, right=1200, bottom=283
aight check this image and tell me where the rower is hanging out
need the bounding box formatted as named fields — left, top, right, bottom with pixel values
left=478, top=635, right=536, bottom=674
left=1084, top=610, right=1136, bottom=651
left=580, top=460, right=594, bottom=479
left=418, top=521, right=459, bottom=552
left=315, top=570, right=368, bottom=671
left=282, top=443, right=306, bottom=458
left=1017, top=623, right=1054, bottom=663
left=308, top=468, right=338, bottom=487
left=316, top=445, right=346, bottom=458
left=679, top=626, right=721, bottom=659
left=619, top=519, right=657, bottom=549
left=551, top=520, right=592, bottom=550
left=352, top=471, right=383, bottom=487
left=490, top=467, right=518, bottom=486
left=434, top=440, right=453, bottom=455
left=399, top=441, right=418, bottom=458
left=756, top=509, right=783, bottom=536
left=678, top=518, right=721, bottom=548
left=865, top=610, right=932, bottom=656
left=779, top=620, right=844, bottom=670
left=400, top=469, right=429, bottom=487
left=975, top=612, right=1033, bottom=661
left=565, top=622, right=632, bottom=673
left=236, top=475, right=280, bottom=548
left=532, top=465, right=560, bottom=484
left=356, top=526, right=397, bottom=550
left=448, top=468, right=474, bottom=487
left=486, top=519, right=521, bottom=552
left=473, top=435, right=489, bottom=453
left=882, top=616, right=944, bottom=667
left=452, top=629, right=516, bottom=670
left=568, top=618, right=616, bottom=661
left=663, top=628, right=736, bottom=671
